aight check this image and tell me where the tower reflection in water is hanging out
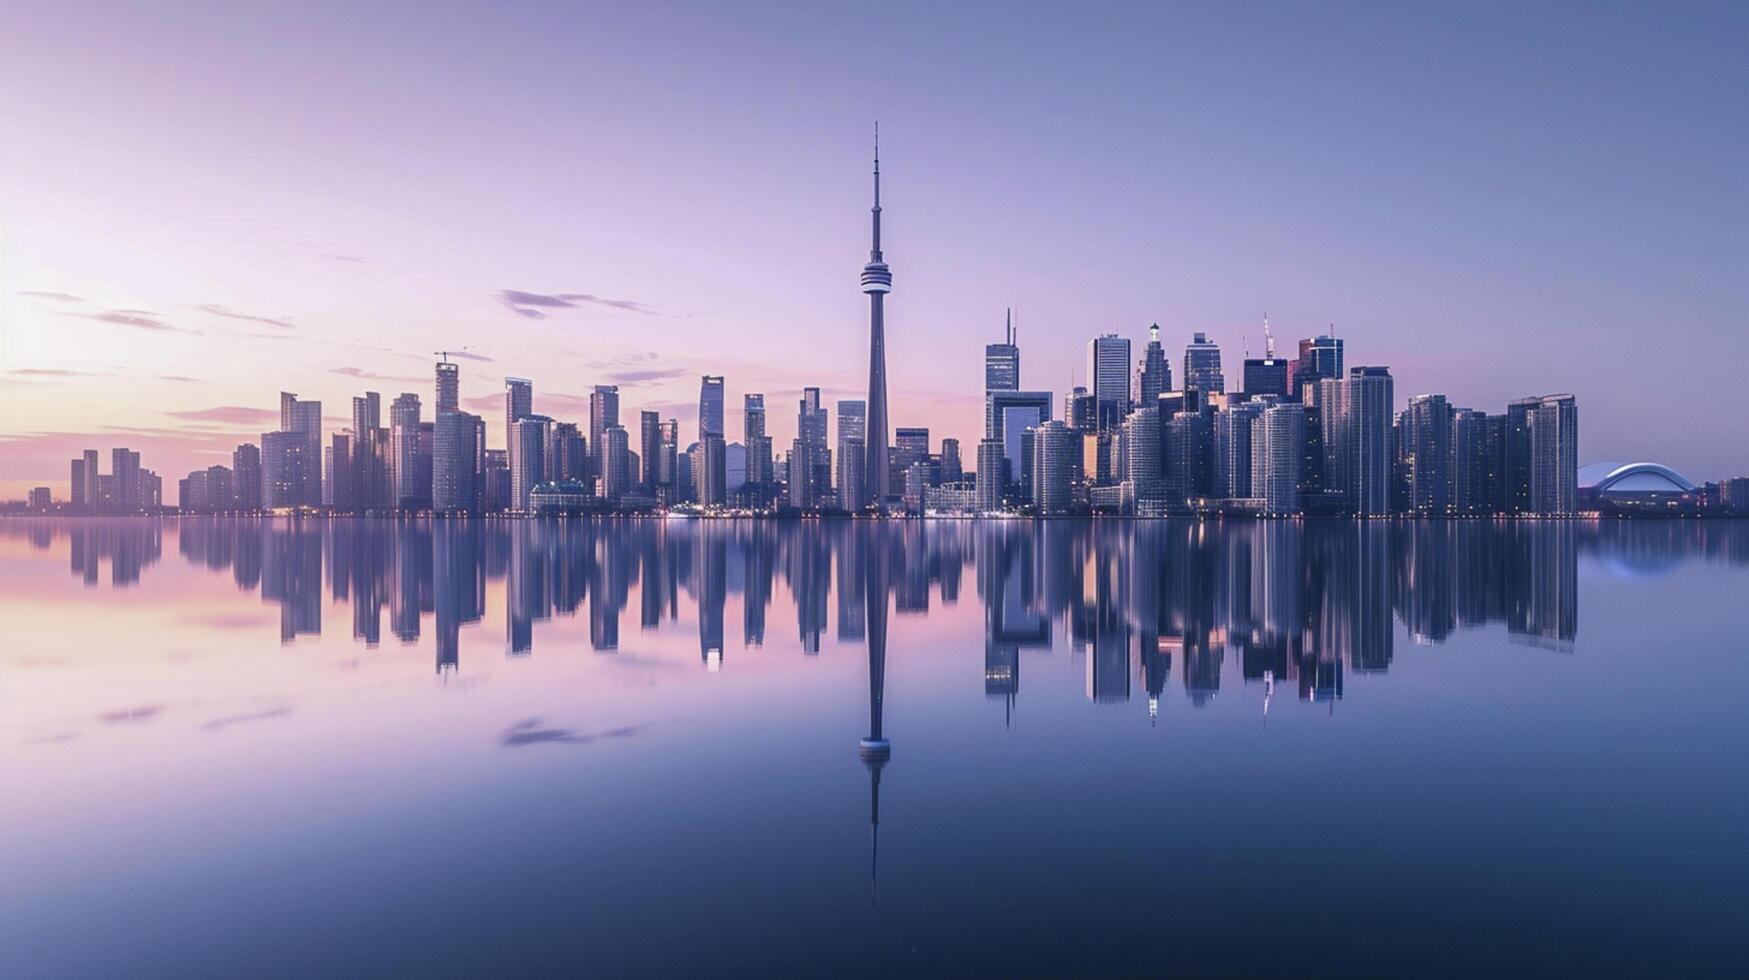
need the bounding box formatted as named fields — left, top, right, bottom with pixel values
left=17, top=517, right=1749, bottom=695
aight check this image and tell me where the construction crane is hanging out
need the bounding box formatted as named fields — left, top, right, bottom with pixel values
left=434, top=347, right=473, bottom=364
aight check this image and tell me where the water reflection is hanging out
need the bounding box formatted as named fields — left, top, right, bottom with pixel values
left=13, top=518, right=1749, bottom=698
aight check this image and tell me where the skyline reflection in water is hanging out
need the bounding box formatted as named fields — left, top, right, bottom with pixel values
left=3, top=517, right=1748, bottom=976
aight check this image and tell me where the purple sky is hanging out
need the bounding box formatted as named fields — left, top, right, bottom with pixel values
left=2, top=1, right=1745, bottom=499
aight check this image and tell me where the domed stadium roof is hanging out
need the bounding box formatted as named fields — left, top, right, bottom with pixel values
left=1578, top=461, right=1696, bottom=493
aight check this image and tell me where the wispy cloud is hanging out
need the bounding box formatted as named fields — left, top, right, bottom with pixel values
left=500, top=718, right=649, bottom=748
left=330, top=366, right=424, bottom=383
left=70, top=309, right=198, bottom=334
left=166, top=406, right=278, bottom=425
left=326, top=254, right=368, bottom=263
left=159, top=375, right=201, bottom=383
left=201, top=707, right=292, bottom=731
left=198, top=303, right=295, bottom=330
left=498, top=289, right=655, bottom=319
left=17, top=290, right=85, bottom=302
left=8, top=368, right=109, bottom=378
left=605, top=367, right=691, bottom=386
left=447, top=350, right=493, bottom=362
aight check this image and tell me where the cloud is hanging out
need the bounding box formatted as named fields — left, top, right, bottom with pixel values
left=197, top=304, right=295, bottom=330
left=73, top=310, right=197, bottom=333
left=8, top=368, right=108, bottom=378
left=166, top=406, right=279, bottom=425
left=159, top=375, right=201, bottom=383
left=604, top=367, right=690, bottom=386
left=498, top=289, right=655, bottom=319
left=17, top=290, right=85, bottom=302
left=201, top=707, right=292, bottom=731
left=448, top=350, right=494, bottom=362
left=99, top=704, right=166, bottom=724
left=500, top=718, right=649, bottom=748
left=330, top=366, right=424, bottom=383
left=462, top=394, right=500, bottom=412
left=326, top=254, right=367, bottom=263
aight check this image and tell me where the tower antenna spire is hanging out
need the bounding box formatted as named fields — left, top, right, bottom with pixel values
left=1264, top=311, right=1275, bottom=359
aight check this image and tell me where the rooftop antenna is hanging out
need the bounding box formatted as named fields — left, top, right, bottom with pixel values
left=1263, top=311, right=1276, bottom=359
left=1005, top=307, right=1014, bottom=346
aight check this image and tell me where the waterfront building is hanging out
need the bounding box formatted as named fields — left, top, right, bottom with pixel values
left=1031, top=420, right=1075, bottom=515
left=1251, top=402, right=1306, bottom=515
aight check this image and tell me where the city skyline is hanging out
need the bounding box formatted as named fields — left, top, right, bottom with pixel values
left=4, top=3, right=1748, bottom=499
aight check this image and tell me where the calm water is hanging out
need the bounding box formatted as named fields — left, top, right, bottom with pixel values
left=2, top=517, right=1746, bottom=976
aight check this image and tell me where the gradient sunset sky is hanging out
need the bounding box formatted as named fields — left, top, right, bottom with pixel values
left=2, top=1, right=1745, bottom=500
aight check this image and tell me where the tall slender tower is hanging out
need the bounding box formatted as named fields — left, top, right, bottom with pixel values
left=861, top=125, right=893, bottom=508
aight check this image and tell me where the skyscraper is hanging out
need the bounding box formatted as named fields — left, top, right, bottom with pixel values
left=1251, top=403, right=1306, bottom=515
left=939, top=438, right=963, bottom=484
left=1523, top=394, right=1578, bottom=515
left=1451, top=408, right=1491, bottom=515
left=435, top=360, right=459, bottom=413
left=1122, top=406, right=1163, bottom=511
left=600, top=425, right=632, bottom=501
left=1137, top=323, right=1170, bottom=404
left=861, top=128, right=893, bottom=507
left=698, top=375, right=725, bottom=439
left=1243, top=356, right=1290, bottom=398
left=1214, top=400, right=1267, bottom=498
left=985, top=309, right=1020, bottom=391
left=891, top=427, right=929, bottom=497
left=509, top=415, right=551, bottom=512
left=975, top=438, right=1005, bottom=512
left=390, top=393, right=428, bottom=510
left=504, top=378, right=533, bottom=458
left=744, top=393, right=773, bottom=501
left=1293, top=334, right=1344, bottom=402
left=1030, top=420, right=1075, bottom=515
left=232, top=443, right=262, bottom=511
left=1344, top=367, right=1395, bottom=516
left=836, top=399, right=867, bottom=509
left=1087, top=334, right=1131, bottom=419
left=985, top=389, right=1052, bottom=496
left=590, top=385, right=619, bottom=488
left=640, top=411, right=662, bottom=491
left=1404, top=394, right=1453, bottom=514
left=279, top=392, right=322, bottom=505
left=1182, top=332, right=1225, bottom=394
left=433, top=410, right=481, bottom=513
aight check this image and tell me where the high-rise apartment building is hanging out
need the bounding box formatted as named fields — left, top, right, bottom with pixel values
left=1030, top=420, right=1075, bottom=515
left=504, top=378, right=533, bottom=458
left=1344, top=367, right=1395, bottom=516
left=640, top=411, right=663, bottom=490
left=590, top=385, right=619, bottom=487
left=509, top=415, right=552, bottom=512
left=433, top=410, right=481, bottom=513
left=1250, top=403, right=1306, bottom=515
left=836, top=399, right=866, bottom=509
left=232, top=443, right=262, bottom=511
left=1404, top=394, right=1453, bottom=514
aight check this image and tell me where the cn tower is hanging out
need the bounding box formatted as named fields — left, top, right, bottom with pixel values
left=860, top=124, right=892, bottom=508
